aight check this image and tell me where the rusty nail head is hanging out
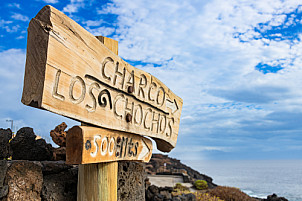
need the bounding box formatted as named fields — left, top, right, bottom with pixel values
left=128, top=86, right=134, bottom=93
left=126, top=113, right=132, bottom=122
left=85, top=140, right=91, bottom=150
left=117, top=137, right=121, bottom=143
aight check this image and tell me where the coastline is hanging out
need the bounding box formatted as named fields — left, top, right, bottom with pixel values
left=185, top=159, right=302, bottom=201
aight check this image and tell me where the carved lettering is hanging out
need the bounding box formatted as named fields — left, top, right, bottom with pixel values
left=166, top=118, right=174, bottom=138
left=101, top=57, right=113, bottom=81
left=159, top=115, right=167, bottom=134
left=69, top=76, right=86, bottom=104
left=125, top=70, right=135, bottom=92
left=91, top=135, right=101, bottom=157
left=98, top=89, right=112, bottom=109
left=85, top=83, right=100, bottom=112
left=133, top=142, right=138, bottom=157
left=113, top=62, right=126, bottom=89
left=138, top=74, right=147, bottom=99
left=144, top=108, right=152, bottom=131
left=151, top=111, right=160, bottom=133
left=157, top=87, right=165, bottom=106
left=134, top=104, right=143, bottom=126
left=148, top=82, right=157, bottom=102
left=52, top=69, right=65, bottom=101
left=114, top=94, right=125, bottom=119
left=100, top=136, right=108, bottom=156
left=124, top=98, right=134, bottom=122
left=108, top=137, right=115, bottom=156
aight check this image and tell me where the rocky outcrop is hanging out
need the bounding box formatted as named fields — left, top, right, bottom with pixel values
left=50, top=122, right=67, bottom=147
left=146, top=154, right=217, bottom=188
left=41, top=161, right=77, bottom=201
left=52, top=147, right=66, bottom=161
left=10, top=127, right=53, bottom=161
left=118, top=162, right=145, bottom=201
left=145, top=185, right=196, bottom=201
left=3, top=161, right=43, bottom=201
left=0, top=160, right=146, bottom=201
left=0, top=161, right=8, bottom=199
left=261, top=194, right=288, bottom=201
left=0, top=129, right=12, bottom=160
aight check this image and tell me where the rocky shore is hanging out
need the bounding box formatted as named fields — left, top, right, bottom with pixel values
left=144, top=154, right=288, bottom=201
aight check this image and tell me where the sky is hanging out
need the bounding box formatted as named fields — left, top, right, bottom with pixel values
left=1, top=0, right=302, bottom=161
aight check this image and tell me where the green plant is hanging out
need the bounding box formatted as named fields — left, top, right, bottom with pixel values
left=194, top=180, right=208, bottom=190
left=174, top=183, right=189, bottom=191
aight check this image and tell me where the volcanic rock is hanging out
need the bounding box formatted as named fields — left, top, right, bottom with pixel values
left=50, top=122, right=67, bottom=147
left=4, top=161, right=43, bottom=201
left=0, top=129, right=12, bottom=160
left=146, top=154, right=217, bottom=188
left=10, top=127, right=53, bottom=161
left=41, top=162, right=77, bottom=201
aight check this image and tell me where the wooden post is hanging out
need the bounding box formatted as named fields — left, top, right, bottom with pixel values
left=78, top=36, right=119, bottom=201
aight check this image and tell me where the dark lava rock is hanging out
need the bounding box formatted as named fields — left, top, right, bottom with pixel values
left=10, top=127, right=53, bottom=161
left=0, top=160, right=8, bottom=199
left=262, top=194, right=288, bottom=201
left=41, top=161, right=73, bottom=175
left=183, top=193, right=196, bottom=201
left=0, top=128, right=12, bottom=160
left=146, top=154, right=217, bottom=189
left=149, top=185, right=160, bottom=194
left=146, top=184, right=196, bottom=201
left=118, top=161, right=146, bottom=201
left=5, top=161, right=43, bottom=201
left=41, top=165, right=78, bottom=201
left=52, top=147, right=66, bottom=161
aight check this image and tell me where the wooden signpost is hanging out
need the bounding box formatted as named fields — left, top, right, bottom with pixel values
left=66, top=126, right=152, bottom=164
left=21, top=5, right=183, bottom=152
left=22, top=5, right=183, bottom=201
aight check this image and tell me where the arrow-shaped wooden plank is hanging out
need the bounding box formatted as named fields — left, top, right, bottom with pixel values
left=66, top=126, right=153, bottom=164
left=21, top=5, right=183, bottom=152
left=166, top=98, right=178, bottom=114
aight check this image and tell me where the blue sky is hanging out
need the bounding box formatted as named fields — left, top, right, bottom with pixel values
left=1, top=0, right=302, bottom=161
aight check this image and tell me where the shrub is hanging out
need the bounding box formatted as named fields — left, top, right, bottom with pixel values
left=174, top=183, right=189, bottom=191
left=208, top=186, right=257, bottom=201
left=194, top=180, right=208, bottom=190
left=195, top=192, right=223, bottom=201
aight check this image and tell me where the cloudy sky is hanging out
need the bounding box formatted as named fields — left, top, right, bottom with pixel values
left=1, top=0, right=302, bottom=161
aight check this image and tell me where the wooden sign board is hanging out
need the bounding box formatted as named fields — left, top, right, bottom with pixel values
left=66, top=126, right=152, bottom=164
left=22, top=5, right=183, bottom=152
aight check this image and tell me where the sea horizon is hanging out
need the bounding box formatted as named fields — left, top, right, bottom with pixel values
left=184, top=159, right=302, bottom=201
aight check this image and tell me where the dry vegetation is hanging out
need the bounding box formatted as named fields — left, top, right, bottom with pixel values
left=173, top=183, right=257, bottom=201
left=207, top=186, right=257, bottom=201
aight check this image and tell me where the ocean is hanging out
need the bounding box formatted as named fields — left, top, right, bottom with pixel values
left=187, top=160, right=302, bottom=201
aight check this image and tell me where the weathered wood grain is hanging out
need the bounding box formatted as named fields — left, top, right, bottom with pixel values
left=66, top=126, right=152, bottom=164
left=77, top=162, right=118, bottom=201
left=22, top=5, right=183, bottom=152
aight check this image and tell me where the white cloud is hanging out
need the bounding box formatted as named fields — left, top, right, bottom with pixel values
left=83, top=19, right=104, bottom=27
left=42, top=0, right=59, bottom=3
left=0, top=19, right=19, bottom=33
left=11, top=13, right=29, bottom=22
left=94, top=0, right=302, bottom=158
left=85, top=27, right=115, bottom=37
left=7, top=3, right=21, bottom=9
left=63, top=0, right=85, bottom=14
left=63, top=4, right=79, bottom=13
